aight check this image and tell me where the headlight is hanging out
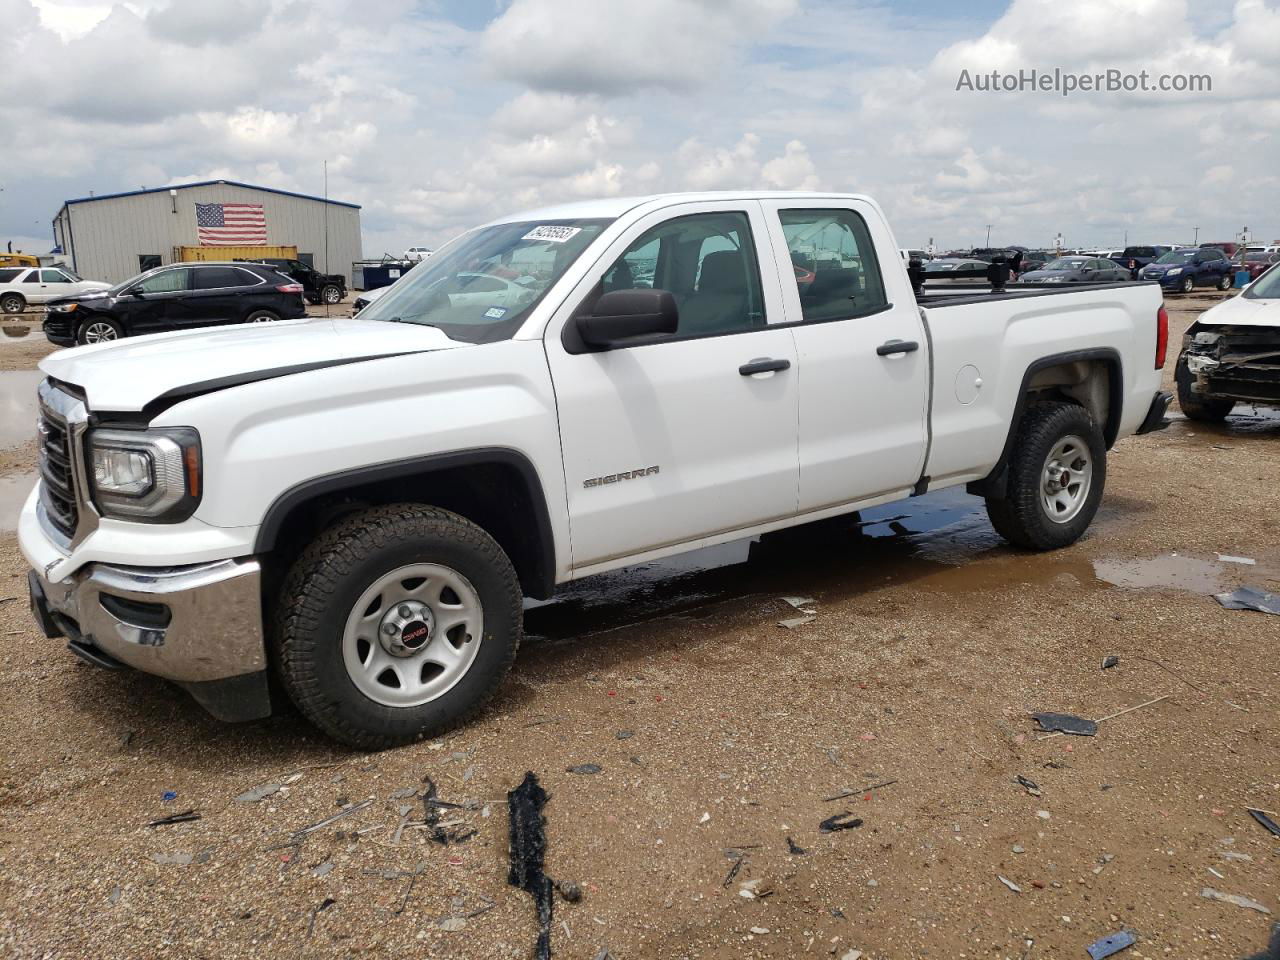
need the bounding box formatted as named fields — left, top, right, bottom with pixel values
left=88, top=427, right=201, bottom=522
left=47, top=303, right=78, bottom=313
left=1166, top=267, right=1182, bottom=276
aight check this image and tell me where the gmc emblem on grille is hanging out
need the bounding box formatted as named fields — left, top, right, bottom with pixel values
left=584, top=465, right=659, bottom=489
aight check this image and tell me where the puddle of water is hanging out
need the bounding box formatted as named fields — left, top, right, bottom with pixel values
left=1092, top=553, right=1233, bottom=595
left=0, top=471, right=36, bottom=533
left=0, top=370, right=44, bottom=450
left=524, top=487, right=1096, bottom=642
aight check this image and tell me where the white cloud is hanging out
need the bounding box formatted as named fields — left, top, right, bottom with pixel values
left=761, top=141, right=821, bottom=191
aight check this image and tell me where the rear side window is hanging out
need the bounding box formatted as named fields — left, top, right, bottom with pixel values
left=778, top=209, right=887, bottom=321
left=601, top=211, right=766, bottom=337
left=193, top=266, right=256, bottom=289
left=0, top=268, right=22, bottom=283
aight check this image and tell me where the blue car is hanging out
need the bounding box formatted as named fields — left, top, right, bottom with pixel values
left=1138, top=247, right=1233, bottom=293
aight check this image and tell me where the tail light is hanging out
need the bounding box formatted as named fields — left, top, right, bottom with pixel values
left=276, top=283, right=304, bottom=294
left=1155, top=305, right=1169, bottom=369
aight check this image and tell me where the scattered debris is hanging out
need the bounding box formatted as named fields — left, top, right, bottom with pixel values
left=840, top=950, right=863, bottom=960
left=566, top=764, right=602, bottom=775
left=146, top=809, right=201, bottom=828
left=819, top=812, right=863, bottom=833
left=787, top=836, right=807, bottom=856
left=508, top=772, right=554, bottom=960
left=236, top=783, right=282, bottom=804
left=1036, top=810, right=1051, bottom=820
left=1247, top=808, right=1280, bottom=839
left=823, top=779, right=898, bottom=802
left=1215, top=587, right=1280, bottom=616
left=1032, top=712, right=1098, bottom=737
left=1035, top=695, right=1171, bottom=740
left=108, top=885, right=121, bottom=905
left=614, top=730, right=633, bottom=740
left=438, top=916, right=468, bottom=932
left=161, top=790, right=178, bottom=804
left=150, top=851, right=210, bottom=866
left=1216, top=554, right=1256, bottom=565
left=1200, top=887, right=1271, bottom=915
left=1086, top=929, right=1137, bottom=959
left=723, top=858, right=743, bottom=888
left=1101, top=656, right=1120, bottom=670
left=556, top=880, right=582, bottom=903
left=591, top=949, right=616, bottom=960
left=699, top=812, right=711, bottom=824
left=750, top=926, right=770, bottom=935
left=777, top=615, right=816, bottom=629
left=307, top=897, right=336, bottom=937
left=311, top=861, right=334, bottom=878
left=997, top=875, right=1022, bottom=894
left=1015, top=775, right=1041, bottom=797
left=286, top=798, right=374, bottom=845
left=781, top=595, right=816, bottom=611
left=738, top=878, right=772, bottom=899
left=1012, top=844, right=1025, bottom=854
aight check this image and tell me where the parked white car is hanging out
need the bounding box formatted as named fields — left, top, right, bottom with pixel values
left=403, top=246, right=433, bottom=262
left=21, top=191, right=1171, bottom=747
left=0, top=266, right=110, bottom=313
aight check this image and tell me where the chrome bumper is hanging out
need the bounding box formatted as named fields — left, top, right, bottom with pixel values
left=30, top=557, right=266, bottom=684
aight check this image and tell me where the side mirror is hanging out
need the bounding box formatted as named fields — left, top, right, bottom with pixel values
left=576, top=289, right=679, bottom=349
left=129, top=286, right=146, bottom=297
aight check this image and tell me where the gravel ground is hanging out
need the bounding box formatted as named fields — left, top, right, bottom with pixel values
left=0, top=291, right=1276, bottom=959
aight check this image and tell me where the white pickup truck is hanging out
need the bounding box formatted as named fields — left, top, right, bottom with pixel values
left=21, top=192, right=1172, bottom=747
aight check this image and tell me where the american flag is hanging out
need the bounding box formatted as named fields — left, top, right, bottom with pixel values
left=195, top=202, right=267, bottom=245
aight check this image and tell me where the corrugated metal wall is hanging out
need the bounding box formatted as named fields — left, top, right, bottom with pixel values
left=54, top=183, right=361, bottom=283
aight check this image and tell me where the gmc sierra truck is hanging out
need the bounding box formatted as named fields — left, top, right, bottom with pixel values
left=21, top=192, right=1172, bottom=748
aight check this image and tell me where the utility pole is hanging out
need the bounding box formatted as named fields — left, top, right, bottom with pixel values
left=985, top=224, right=992, bottom=247
left=323, top=159, right=330, bottom=318
left=1193, top=226, right=1199, bottom=245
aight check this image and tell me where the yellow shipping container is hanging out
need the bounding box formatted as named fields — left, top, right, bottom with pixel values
left=175, top=244, right=298, bottom=262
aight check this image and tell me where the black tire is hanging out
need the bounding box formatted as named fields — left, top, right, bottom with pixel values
left=1, top=293, right=25, bottom=314
left=320, top=284, right=342, bottom=305
left=76, top=316, right=124, bottom=345
left=984, top=401, right=1106, bottom=551
left=1179, top=276, right=1194, bottom=294
left=1175, top=354, right=1233, bottom=422
left=245, top=309, right=281, bottom=323
left=1217, top=272, right=1233, bottom=291
left=273, top=504, right=522, bottom=749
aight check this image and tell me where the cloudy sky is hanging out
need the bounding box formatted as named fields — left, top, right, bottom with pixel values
left=3, top=0, right=1278, bottom=263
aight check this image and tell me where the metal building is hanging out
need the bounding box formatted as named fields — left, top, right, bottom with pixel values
left=51, top=179, right=361, bottom=283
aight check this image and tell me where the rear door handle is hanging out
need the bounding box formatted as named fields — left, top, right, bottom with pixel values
left=876, top=340, right=919, bottom=357
left=739, top=357, right=791, bottom=376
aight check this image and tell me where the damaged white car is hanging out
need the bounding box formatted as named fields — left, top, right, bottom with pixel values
left=1176, top=264, right=1280, bottom=421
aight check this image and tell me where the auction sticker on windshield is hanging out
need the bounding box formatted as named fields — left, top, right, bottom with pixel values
left=483, top=307, right=507, bottom=319
left=522, top=225, right=582, bottom=243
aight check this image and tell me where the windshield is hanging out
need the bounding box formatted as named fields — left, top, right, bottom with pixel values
left=1044, top=258, right=1085, bottom=270
left=361, top=218, right=611, bottom=343
left=1245, top=263, right=1280, bottom=299
left=1155, top=250, right=1197, bottom=264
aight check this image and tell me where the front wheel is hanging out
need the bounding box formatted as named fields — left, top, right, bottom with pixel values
left=0, top=293, right=26, bottom=314
left=985, top=401, right=1106, bottom=550
left=1175, top=354, right=1233, bottom=422
left=76, top=317, right=124, bottom=345
left=320, top=284, right=342, bottom=304
left=274, top=504, right=523, bottom=749
left=1179, top=276, right=1195, bottom=294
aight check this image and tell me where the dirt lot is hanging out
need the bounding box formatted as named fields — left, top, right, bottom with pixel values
left=0, top=293, right=1276, bottom=959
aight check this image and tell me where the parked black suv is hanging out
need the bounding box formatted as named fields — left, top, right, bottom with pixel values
left=43, top=262, right=307, bottom=346
left=243, top=257, right=346, bottom=305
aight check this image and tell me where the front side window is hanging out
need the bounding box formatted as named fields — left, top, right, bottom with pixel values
left=359, top=217, right=611, bottom=344
left=40, top=269, right=71, bottom=283
left=599, top=211, right=766, bottom=337
left=778, top=209, right=887, bottom=322
left=135, top=268, right=189, bottom=294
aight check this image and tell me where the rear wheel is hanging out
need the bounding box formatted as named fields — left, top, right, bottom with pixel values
left=320, top=284, right=342, bottom=305
left=985, top=401, right=1106, bottom=550
left=246, top=309, right=281, bottom=323
left=1179, top=276, right=1194, bottom=294
left=76, top=317, right=124, bottom=345
left=0, top=293, right=25, bottom=314
left=1175, top=354, right=1233, bottom=422
left=274, top=504, right=522, bottom=749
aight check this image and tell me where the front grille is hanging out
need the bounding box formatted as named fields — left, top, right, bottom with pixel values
left=38, top=404, right=79, bottom=540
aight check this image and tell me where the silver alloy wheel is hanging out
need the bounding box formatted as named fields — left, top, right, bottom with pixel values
left=248, top=312, right=276, bottom=322
left=322, top=285, right=341, bottom=304
left=83, top=321, right=118, bottom=343
left=1, top=296, right=23, bottom=314
left=342, top=563, right=483, bottom=708
left=1040, top=435, right=1092, bottom=524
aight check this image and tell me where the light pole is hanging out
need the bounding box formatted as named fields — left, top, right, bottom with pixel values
left=1193, top=226, right=1199, bottom=245
left=985, top=224, right=992, bottom=247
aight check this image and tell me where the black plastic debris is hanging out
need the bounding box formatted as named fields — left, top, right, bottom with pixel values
left=1102, top=656, right=1120, bottom=670
left=508, top=772, right=554, bottom=960
left=306, top=897, right=335, bottom=938
left=146, top=809, right=201, bottom=828
left=566, top=763, right=602, bottom=775
left=615, top=730, right=633, bottom=741
left=787, top=836, right=808, bottom=855
left=1215, top=587, right=1280, bottom=616
left=1033, top=712, right=1098, bottom=737
left=1015, top=775, right=1041, bottom=796
left=722, top=857, right=743, bottom=888
left=1086, top=929, right=1137, bottom=959
left=819, top=812, right=864, bottom=833
left=1247, top=808, right=1280, bottom=839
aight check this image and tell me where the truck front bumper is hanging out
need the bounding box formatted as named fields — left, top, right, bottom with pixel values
left=27, top=557, right=272, bottom=722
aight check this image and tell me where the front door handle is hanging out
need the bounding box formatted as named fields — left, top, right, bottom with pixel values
left=876, top=340, right=919, bottom=357
left=739, top=357, right=791, bottom=376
